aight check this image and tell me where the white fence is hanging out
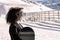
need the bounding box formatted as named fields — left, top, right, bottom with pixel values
left=23, top=10, right=60, bottom=22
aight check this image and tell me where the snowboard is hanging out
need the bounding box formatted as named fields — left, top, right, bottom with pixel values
left=18, top=27, right=35, bottom=40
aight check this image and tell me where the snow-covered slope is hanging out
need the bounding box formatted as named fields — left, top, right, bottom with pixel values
left=0, top=21, right=60, bottom=40
left=22, top=0, right=53, bottom=13
left=34, top=2, right=53, bottom=11
left=0, top=0, right=60, bottom=40
left=33, top=0, right=60, bottom=10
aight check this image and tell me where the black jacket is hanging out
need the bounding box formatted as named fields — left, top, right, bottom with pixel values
left=9, top=23, right=22, bottom=40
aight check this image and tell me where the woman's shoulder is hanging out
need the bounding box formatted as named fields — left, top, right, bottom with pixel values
left=10, top=23, right=16, bottom=28
left=10, top=23, right=19, bottom=28
left=10, top=23, right=18, bottom=26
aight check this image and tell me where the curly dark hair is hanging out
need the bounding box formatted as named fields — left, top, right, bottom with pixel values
left=6, top=7, right=23, bottom=24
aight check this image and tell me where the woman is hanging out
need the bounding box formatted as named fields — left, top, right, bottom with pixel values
left=6, top=7, right=23, bottom=40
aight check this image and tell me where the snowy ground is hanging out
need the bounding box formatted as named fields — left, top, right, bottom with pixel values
left=0, top=0, right=60, bottom=40
left=0, top=21, right=60, bottom=40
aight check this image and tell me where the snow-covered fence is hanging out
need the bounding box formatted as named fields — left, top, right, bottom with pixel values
left=23, top=10, right=60, bottom=22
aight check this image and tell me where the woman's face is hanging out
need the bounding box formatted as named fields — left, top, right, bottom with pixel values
left=18, top=15, right=22, bottom=21
left=16, top=11, right=23, bottom=21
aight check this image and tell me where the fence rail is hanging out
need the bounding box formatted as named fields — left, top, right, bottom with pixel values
left=23, top=10, right=60, bottom=22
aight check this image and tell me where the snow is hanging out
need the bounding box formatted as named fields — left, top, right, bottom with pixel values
left=0, top=0, right=60, bottom=40
left=0, top=21, right=60, bottom=40
left=34, top=0, right=60, bottom=10
left=0, top=14, right=60, bottom=40
left=22, top=1, right=54, bottom=13
left=0, top=0, right=54, bottom=13
left=0, top=0, right=29, bottom=5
